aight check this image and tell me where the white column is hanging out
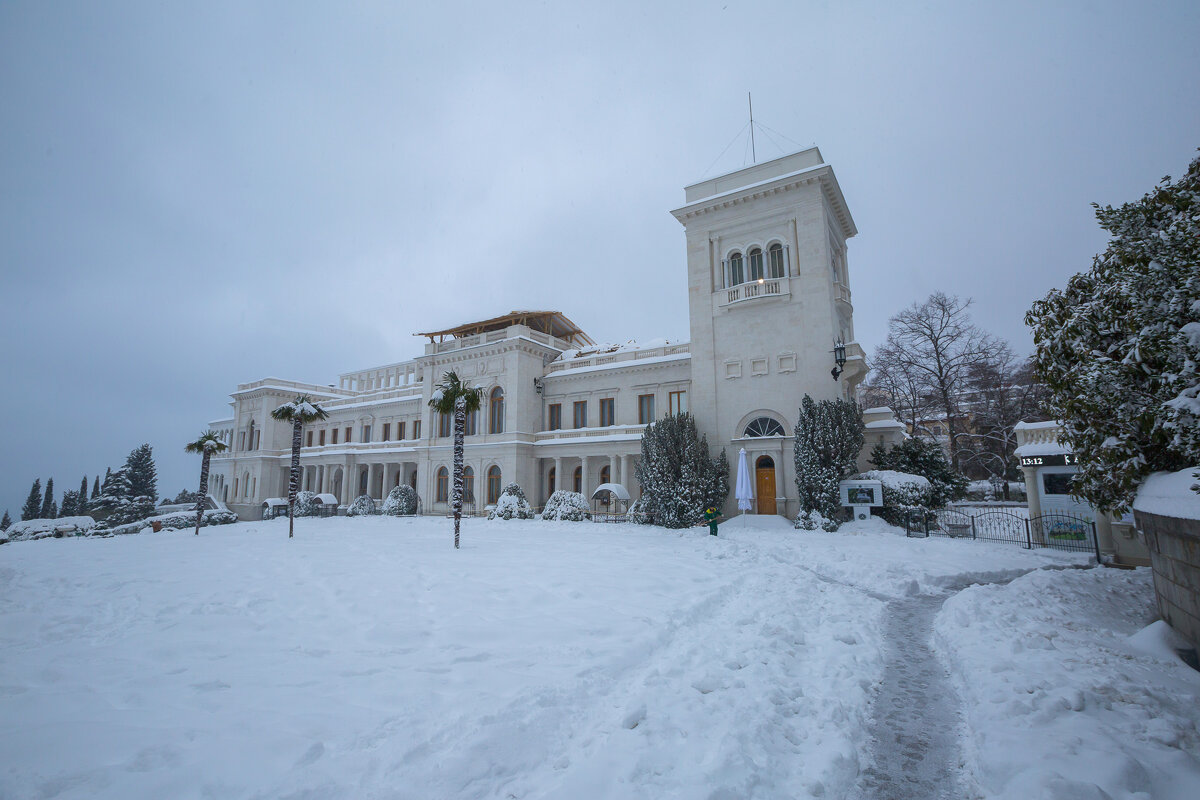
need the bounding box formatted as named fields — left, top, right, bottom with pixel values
left=609, top=455, right=618, bottom=485
left=580, top=455, right=590, bottom=497
left=554, top=457, right=563, bottom=498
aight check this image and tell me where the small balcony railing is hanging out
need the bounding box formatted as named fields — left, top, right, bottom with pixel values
left=721, top=279, right=787, bottom=306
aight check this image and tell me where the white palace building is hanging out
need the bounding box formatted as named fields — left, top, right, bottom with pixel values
left=205, top=147, right=904, bottom=520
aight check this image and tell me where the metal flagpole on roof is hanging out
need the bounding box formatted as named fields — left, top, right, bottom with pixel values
left=748, top=93, right=756, bottom=163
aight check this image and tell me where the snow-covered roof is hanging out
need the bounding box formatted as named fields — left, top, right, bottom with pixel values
left=262, top=498, right=288, bottom=507
left=861, top=470, right=931, bottom=491
left=1013, top=420, right=1061, bottom=432
left=1013, top=441, right=1073, bottom=458
left=547, top=352, right=690, bottom=378
left=1133, top=467, right=1200, bottom=521
left=315, top=493, right=340, bottom=505
left=556, top=338, right=675, bottom=361
left=590, top=483, right=631, bottom=501
left=865, top=419, right=905, bottom=430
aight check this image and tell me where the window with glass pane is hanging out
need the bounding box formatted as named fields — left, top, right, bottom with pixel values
left=489, top=388, right=505, bottom=434
left=573, top=401, right=587, bottom=429
left=768, top=243, right=785, bottom=278
left=382, top=423, right=390, bottom=442
left=599, top=398, right=615, bottom=426
left=728, top=252, right=744, bottom=286
left=668, top=390, right=687, bottom=415
left=548, top=404, right=562, bottom=430
left=438, top=413, right=451, bottom=438
left=344, top=427, right=351, bottom=443
left=436, top=468, right=449, bottom=502
left=306, top=431, right=313, bottom=447
left=319, top=429, right=326, bottom=446
left=573, top=466, right=582, bottom=493
left=463, top=466, right=475, bottom=501
left=361, top=425, right=371, bottom=443
left=744, top=417, right=786, bottom=437
left=487, top=466, right=502, bottom=503
left=748, top=247, right=763, bottom=281
left=638, top=394, right=655, bottom=424
left=397, top=421, right=405, bottom=440
left=412, top=420, right=421, bottom=439
left=331, top=429, right=338, bottom=444
left=465, top=408, right=478, bottom=436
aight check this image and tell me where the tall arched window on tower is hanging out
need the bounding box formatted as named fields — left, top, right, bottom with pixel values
left=748, top=247, right=764, bottom=281
left=728, top=251, right=744, bottom=287
left=768, top=243, right=785, bottom=278
left=489, top=387, right=505, bottom=434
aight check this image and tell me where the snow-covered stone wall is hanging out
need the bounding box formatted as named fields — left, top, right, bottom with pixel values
left=1134, top=468, right=1200, bottom=651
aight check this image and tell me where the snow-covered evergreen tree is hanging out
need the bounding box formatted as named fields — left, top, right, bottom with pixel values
left=22, top=479, right=42, bottom=521
left=91, top=475, right=101, bottom=501
left=79, top=476, right=90, bottom=514
left=0, top=510, right=10, bottom=531
left=294, top=490, right=320, bottom=517
left=489, top=483, right=534, bottom=520
left=381, top=485, right=418, bottom=516
left=869, top=437, right=966, bottom=508
left=793, top=395, right=865, bottom=527
left=1027, top=152, right=1200, bottom=512
left=125, top=444, right=158, bottom=503
left=39, top=478, right=57, bottom=519
left=635, top=413, right=729, bottom=529
left=59, top=490, right=79, bottom=517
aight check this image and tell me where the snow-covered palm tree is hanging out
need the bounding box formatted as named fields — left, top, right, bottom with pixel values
left=428, top=372, right=482, bottom=549
left=271, top=395, right=330, bottom=538
left=184, top=431, right=229, bottom=536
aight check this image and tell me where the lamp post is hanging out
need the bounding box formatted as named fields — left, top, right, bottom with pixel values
left=830, top=339, right=847, bottom=380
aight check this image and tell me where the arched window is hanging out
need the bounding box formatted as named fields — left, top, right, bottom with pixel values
left=436, top=467, right=449, bottom=503
left=768, top=243, right=785, bottom=278
left=489, top=387, right=505, bottom=434
left=744, top=417, right=787, bottom=437
left=465, top=407, right=478, bottom=436
left=487, top=466, right=502, bottom=504
left=463, top=466, right=475, bottom=502
left=573, top=466, right=583, bottom=493
left=728, top=252, right=744, bottom=287
left=748, top=247, right=764, bottom=281
left=600, top=465, right=610, bottom=485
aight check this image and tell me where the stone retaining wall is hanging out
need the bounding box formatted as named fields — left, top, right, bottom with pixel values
left=1135, top=509, right=1200, bottom=651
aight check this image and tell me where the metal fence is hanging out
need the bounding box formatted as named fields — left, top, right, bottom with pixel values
left=905, top=507, right=1100, bottom=560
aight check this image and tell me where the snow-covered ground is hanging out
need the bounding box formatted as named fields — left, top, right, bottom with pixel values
left=0, top=514, right=1195, bottom=799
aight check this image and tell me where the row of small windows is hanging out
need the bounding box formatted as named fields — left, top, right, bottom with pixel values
left=723, top=243, right=788, bottom=288
left=546, top=392, right=686, bottom=430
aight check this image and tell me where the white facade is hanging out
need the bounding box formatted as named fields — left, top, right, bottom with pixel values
left=205, top=148, right=896, bottom=520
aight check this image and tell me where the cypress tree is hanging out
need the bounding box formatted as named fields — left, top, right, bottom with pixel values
left=635, top=413, right=729, bottom=528
left=125, top=444, right=158, bottom=503
left=92, top=475, right=101, bottom=500
left=793, top=395, right=865, bottom=528
left=40, top=478, right=57, bottom=519
left=22, top=479, right=42, bottom=521
left=80, top=476, right=89, bottom=511
left=60, top=490, right=76, bottom=517
left=1, top=510, right=11, bottom=531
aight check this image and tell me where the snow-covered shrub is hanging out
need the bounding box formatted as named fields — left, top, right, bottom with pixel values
left=294, top=490, right=320, bottom=517
left=489, top=483, right=533, bottom=520
left=381, top=485, right=418, bottom=516
left=869, top=437, right=966, bottom=507
left=541, top=490, right=591, bottom=522
left=346, top=495, right=376, bottom=517
left=861, top=469, right=935, bottom=525
left=794, top=509, right=839, bottom=532
left=5, top=515, right=97, bottom=542
left=96, top=509, right=238, bottom=537
left=628, top=495, right=655, bottom=525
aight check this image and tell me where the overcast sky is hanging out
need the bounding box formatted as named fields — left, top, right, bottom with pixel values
left=1, top=0, right=1197, bottom=516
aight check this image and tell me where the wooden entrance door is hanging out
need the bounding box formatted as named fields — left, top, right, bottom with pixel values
left=755, top=456, right=777, bottom=515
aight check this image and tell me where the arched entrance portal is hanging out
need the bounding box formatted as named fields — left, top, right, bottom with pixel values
left=755, top=455, right=777, bottom=515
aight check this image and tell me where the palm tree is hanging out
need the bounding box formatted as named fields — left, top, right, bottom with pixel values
left=184, top=431, right=229, bottom=536
left=429, top=371, right=482, bottom=549
left=271, top=395, right=330, bottom=538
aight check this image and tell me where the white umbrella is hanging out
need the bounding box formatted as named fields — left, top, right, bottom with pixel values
left=735, top=448, right=753, bottom=522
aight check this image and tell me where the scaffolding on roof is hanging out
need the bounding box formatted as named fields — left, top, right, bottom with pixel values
left=416, top=310, right=595, bottom=346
